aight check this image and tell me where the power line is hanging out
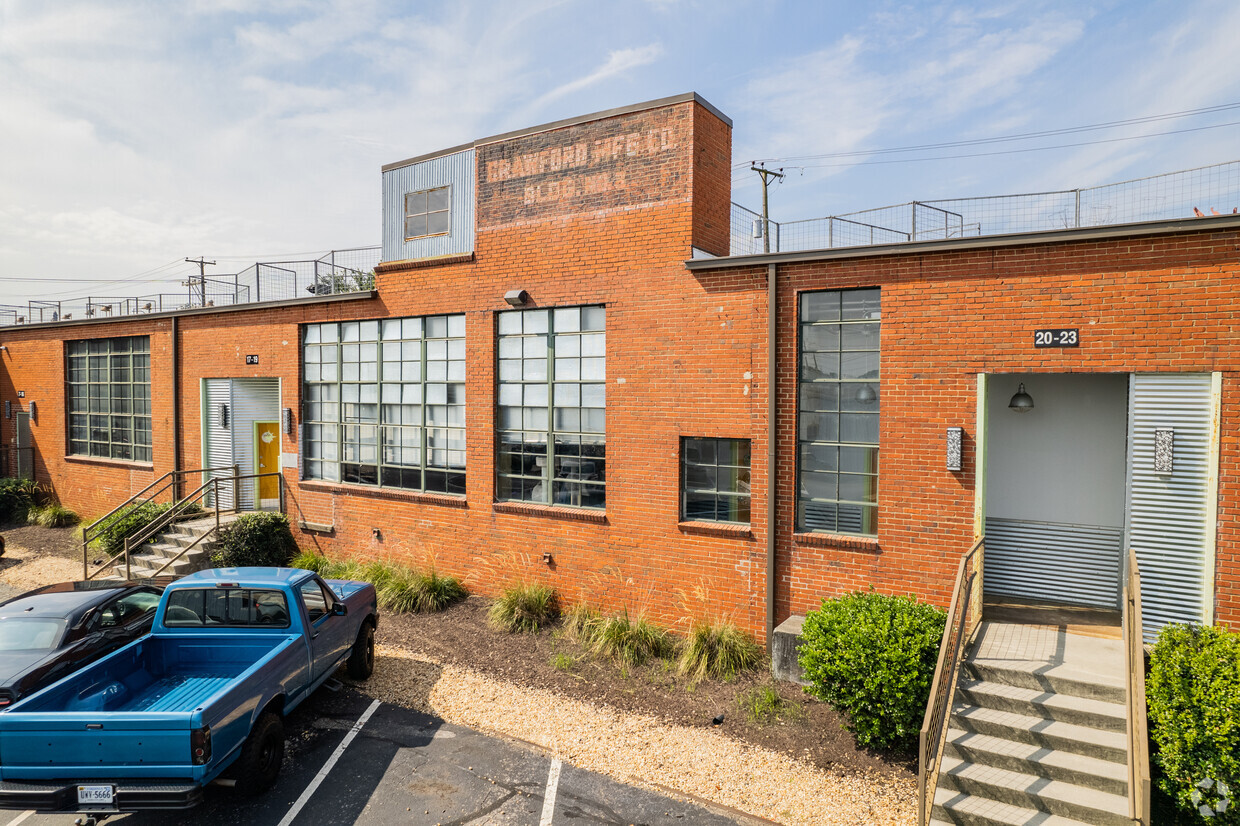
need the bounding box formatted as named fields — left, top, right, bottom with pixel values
left=736, top=101, right=1240, bottom=169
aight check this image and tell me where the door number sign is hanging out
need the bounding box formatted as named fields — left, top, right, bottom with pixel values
left=245, top=355, right=259, bottom=364
left=1034, top=329, right=1079, bottom=348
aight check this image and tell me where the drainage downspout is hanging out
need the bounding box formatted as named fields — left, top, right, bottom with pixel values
left=171, top=315, right=181, bottom=499
left=765, top=262, right=777, bottom=648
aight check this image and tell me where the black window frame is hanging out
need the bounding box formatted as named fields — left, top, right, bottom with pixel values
left=65, top=335, right=152, bottom=462
left=681, top=437, right=752, bottom=524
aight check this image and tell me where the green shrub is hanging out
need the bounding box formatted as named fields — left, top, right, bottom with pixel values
left=489, top=582, right=558, bottom=633
left=1148, top=623, right=1240, bottom=822
left=291, top=550, right=330, bottom=574
left=25, top=504, right=80, bottom=528
left=209, top=512, right=298, bottom=568
left=93, top=502, right=169, bottom=558
left=799, top=591, right=946, bottom=751
left=678, top=620, right=762, bottom=682
left=590, top=609, right=677, bottom=667
left=0, top=478, right=38, bottom=523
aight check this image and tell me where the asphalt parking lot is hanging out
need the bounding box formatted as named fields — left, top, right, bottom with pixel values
left=1, top=686, right=749, bottom=826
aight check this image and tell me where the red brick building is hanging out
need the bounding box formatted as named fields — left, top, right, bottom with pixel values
left=2, top=92, right=1237, bottom=645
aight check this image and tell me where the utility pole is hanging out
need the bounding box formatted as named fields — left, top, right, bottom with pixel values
left=184, top=257, right=215, bottom=306
left=750, top=164, right=785, bottom=253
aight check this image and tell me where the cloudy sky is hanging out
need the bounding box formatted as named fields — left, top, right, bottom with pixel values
left=2, top=0, right=1239, bottom=306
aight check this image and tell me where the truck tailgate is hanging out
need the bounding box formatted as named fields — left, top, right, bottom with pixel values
left=0, top=713, right=192, bottom=778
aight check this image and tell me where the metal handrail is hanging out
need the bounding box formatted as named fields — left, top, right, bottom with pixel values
left=917, top=537, right=985, bottom=825
left=1123, top=547, right=1151, bottom=824
left=81, top=465, right=238, bottom=578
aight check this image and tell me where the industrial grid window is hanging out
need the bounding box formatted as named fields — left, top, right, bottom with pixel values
left=682, top=438, right=751, bottom=523
left=65, top=336, right=152, bottom=462
left=403, top=186, right=451, bottom=240
left=798, top=289, right=880, bottom=536
left=302, top=315, right=465, bottom=494
left=497, top=306, right=605, bottom=509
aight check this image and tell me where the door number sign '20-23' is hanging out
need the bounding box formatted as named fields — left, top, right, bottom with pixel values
left=1034, top=329, right=1079, bottom=347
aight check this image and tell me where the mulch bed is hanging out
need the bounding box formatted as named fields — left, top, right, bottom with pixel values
left=377, top=596, right=915, bottom=778
left=0, top=523, right=83, bottom=561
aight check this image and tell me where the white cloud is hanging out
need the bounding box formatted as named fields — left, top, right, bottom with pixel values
left=523, top=44, right=666, bottom=115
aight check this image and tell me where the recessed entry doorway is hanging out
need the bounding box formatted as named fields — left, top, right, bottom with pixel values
left=202, top=378, right=282, bottom=510
left=979, top=372, right=1219, bottom=635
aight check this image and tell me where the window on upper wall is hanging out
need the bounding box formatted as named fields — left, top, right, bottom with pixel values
left=404, top=186, right=450, bottom=240
left=66, top=336, right=152, bottom=462
left=798, top=288, right=880, bottom=536
left=497, top=306, right=605, bottom=509
left=682, top=438, right=751, bottom=524
left=302, top=315, right=466, bottom=494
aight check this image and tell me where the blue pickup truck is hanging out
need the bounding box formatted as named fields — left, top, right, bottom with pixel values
left=0, top=567, right=378, bottom=815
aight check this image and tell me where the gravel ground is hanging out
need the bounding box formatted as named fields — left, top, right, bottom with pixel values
left=359, top=644, right=916, bottom=826
left=0, top=542, right=82, bottom=592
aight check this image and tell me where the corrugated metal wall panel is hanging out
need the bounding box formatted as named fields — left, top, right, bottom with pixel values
left=231, top=379, right=280, bottom=509
left=984, top=518, right=1123, bottom=608
left=381, top=149, right=475, bottom=262
left=1128, top=373, right=1216, bottom=639
left=203, top=379, right=234, bottom=509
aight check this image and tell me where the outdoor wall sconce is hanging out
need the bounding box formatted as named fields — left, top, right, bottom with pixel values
left=282, top=407, right=294, bottom=436
left=543, top=552, right=553, bottom=564
left=27, top=401, right=36, bottom=423
left=1008, top=382, right=1035, bottom=412
left=3, top=401, right=9, bottom=419
left=504, top=289, right=530, bottom=307
left=218, top=403, right=229, bottom=429
left=1154, top=428, right=1174, bottom=474
left=946, top=427, right=963, bottom=471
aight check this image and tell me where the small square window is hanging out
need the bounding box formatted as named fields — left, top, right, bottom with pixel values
left=681, top=438, right=751, bottom=524
left=404, top=186, right=451, bottom=240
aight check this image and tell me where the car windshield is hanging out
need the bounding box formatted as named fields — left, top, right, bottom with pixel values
left=0, top=617, right=66, bottom=650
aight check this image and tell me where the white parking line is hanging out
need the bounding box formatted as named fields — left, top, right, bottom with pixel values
left=539, top=757, right=562, bottom=826
left=276, top=698, right=381, bottom=826
left=2, top=811, right=33, bottom=826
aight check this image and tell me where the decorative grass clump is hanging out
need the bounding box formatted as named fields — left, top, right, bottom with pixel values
left=736, top=685, right=803, bottom=725
left=589, top=609, right=677, bottom=667
left=26, top=504, right=80, bottom=528
left=0, top=478, right=38, bottom=524
left=291, top=554, right=467, bottom=614
left=489, top=582, right=558, bottom=633
left=678, top=619, right=762, bottom=682
left=561, top=603, right=601, bottom=643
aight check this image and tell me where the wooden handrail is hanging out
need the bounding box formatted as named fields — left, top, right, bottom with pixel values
left=917, top=536, right=985, bottom=826
left=1123, top=546, right=1151, bottom=824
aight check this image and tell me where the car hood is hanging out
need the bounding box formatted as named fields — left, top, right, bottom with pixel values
left=0, top=649, right=55, bottom=687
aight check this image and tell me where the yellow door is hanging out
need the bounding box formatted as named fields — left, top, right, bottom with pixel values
left=255, top=422, right=280, bottom=503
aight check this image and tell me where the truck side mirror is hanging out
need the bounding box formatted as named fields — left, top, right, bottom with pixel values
left=332, top=602, right=348, bottom=617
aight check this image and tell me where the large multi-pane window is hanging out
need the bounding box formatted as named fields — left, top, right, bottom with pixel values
left=798, top=289, right=880, bottom=535
left=66, top=336, right=151, bottom=462
left=497, top=306, right=605, bottom=508
left=682, top=438, right=751, bottom=523
left=302, top=316, right=465, bottom=494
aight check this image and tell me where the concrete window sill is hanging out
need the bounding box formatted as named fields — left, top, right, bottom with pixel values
left=678, top=520, right=752, bottom=539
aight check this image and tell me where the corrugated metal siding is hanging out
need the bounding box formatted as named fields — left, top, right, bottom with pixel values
left=984, top=518, right=1123, bottom=608
left=203, top=380, right=234, bottom=509
left=231, top=379, right=280, bottom=509
left=381, top=149, right=475, bottom=262
left=1128, top=373, right=1216, bottom=638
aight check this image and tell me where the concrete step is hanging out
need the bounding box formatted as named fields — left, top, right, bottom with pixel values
left=951, top=704, right=1127, bottom=765
left=957, top=679, right=1126, bottom=733
left=965, top=660, right=1125, bottom=704
left=129, top=553, right=198, bottom=576
left=937, top=756, right=1129, bottom=825
left=932, top=786, right=1102, bottom=826
left=943, top=728, right=1127, bottom=796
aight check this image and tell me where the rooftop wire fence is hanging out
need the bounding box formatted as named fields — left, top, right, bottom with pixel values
left=730, top=159, right=1240, bottom=256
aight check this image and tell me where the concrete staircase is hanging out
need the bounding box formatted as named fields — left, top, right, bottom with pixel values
left=109, top=514, right=242, bottom=580
left=932, top=619, right=1130, bottom=826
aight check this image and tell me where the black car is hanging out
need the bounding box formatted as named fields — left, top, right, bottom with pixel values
left=0, top=580, right=163, bottom=708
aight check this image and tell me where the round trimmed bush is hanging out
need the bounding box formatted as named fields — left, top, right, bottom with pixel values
left=210, top=512, right=298, bottom=568
left=799, top=590, right=946, bottom=751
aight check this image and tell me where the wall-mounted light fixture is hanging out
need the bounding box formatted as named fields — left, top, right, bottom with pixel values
left=946, top=427, right=963, bottom=471
left=1008, top=382, right=1035, bottom=413
left=218, top=403, right=230, bottom=429
left=282, top=407, right=294, bottom=436
left=28, top=401, right=36, bottom=423
left=4, top=401, right=10, bottom=419
left=1154, top=428, right=1174, bottom=474
left=504, top=289, right=530, bottom=307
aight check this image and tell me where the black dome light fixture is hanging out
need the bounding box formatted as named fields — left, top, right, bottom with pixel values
left=1008, top=382, right=1035, bottom=413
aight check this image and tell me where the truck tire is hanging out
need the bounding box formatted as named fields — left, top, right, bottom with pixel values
left=346, top=621, right=375, bottom=680
left=233, top=712, right=284, bottom=796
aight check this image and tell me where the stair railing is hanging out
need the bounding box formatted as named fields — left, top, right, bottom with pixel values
left=140, top=472, right=284, bottom=579
left=1123, top=546, right=1151, bottom=824
left=917, top=536, right=985, bottom=826
left=82, top=465, right=239, bottom=579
